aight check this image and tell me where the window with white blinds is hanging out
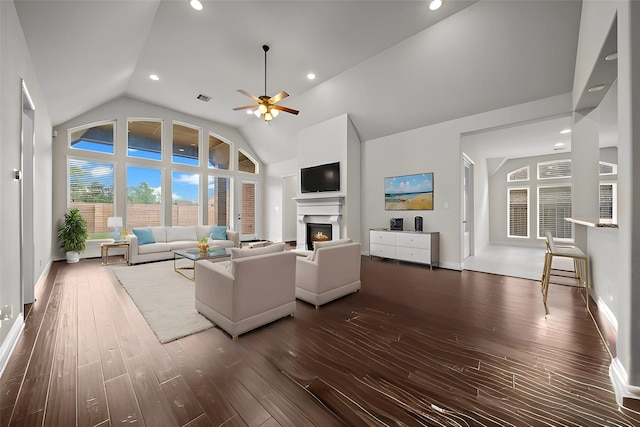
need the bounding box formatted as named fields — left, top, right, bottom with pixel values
left=538, top=186, right=572, bottom=239
left=68, top=158, right=115, bottom=239
left=600, top=183, right=615, bottom=221
left=507, top=166, right=529, bottom=182
left=538, top=160, right=571, bottom=179
left=508, top=188, right=528, bottom=238
left=599, top=161, right=617, bottom=175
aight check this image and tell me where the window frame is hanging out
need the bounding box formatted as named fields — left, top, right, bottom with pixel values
left=599, top=181, right=617, bottom=223
left=172, top=121, right=202, bottom=167
left=206, top=174, right=233, bottom=227
left=67, top=156, right=116, bottom=240
left=237, top=148, right=259, bottom=174
left=208, top=132, right=233, bottom=171
left=127, top=118, right=163, bottom=162
left=537, top=184, right=573, bottom=241
left=68, top=120, right=116, bottom=155
left=507, top=166, right=529, bottom=182
left=171, top=169, right=201, bottom=226
left=537, top=159, right=572, bottom=180
left=126, top=164, right=164, bottom=229
left=507, top=187, right=529, bottom=239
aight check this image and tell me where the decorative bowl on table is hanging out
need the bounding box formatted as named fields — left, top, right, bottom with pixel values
left=196, top=243, right=209, bottom=252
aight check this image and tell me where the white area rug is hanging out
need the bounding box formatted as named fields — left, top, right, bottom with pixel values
left=110, top=260, right=213, bottom=343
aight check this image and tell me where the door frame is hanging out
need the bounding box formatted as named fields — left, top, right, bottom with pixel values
left=21, top=79, right=36, bottom=305
left=237, top=178, right=259, bottom=241
left=462, top=153, right=475, bottom=262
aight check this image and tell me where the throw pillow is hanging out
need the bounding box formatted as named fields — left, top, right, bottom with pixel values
left=210, top=225, right=228, bottom=240
left=132, top=228, right=156, bottom=245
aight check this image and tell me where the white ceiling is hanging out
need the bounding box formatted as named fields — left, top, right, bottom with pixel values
left=15, top=0, right=583, bottom=165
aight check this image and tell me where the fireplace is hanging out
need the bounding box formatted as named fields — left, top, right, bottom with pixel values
left=306, top=223, right=332, bottom=250
left=295, top=196, right=343, bottom=250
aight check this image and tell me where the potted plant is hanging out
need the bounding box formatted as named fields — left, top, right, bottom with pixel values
left=57, top=207, right=88, bottom=263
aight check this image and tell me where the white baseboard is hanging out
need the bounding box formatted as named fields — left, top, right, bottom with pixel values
left=439, top=261, right=462, bottom=271
left=610, top=357, right=640, bottom=406
left=596, top=296, right=619, bottom=332
left=0, top=314, right=25, bottom=378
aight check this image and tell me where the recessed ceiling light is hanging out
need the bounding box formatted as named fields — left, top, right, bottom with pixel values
left=246, top=110, right=254, bottom=115
left=307, top=73, right=316, bottom=80
left=178, top=148, right=185, bottom=152
left=605, top=51, right=618, bottom=61
left=588, top=84, right=607, bottom=92
left=555, top=142, right=565, bottom=147
left=149, top=74, right=159, bottom=81
left=560, top=129, right=571, bottom=134
left=190, top=0, right=203, bottom=11
left=429, top=0, right=443, bottom=11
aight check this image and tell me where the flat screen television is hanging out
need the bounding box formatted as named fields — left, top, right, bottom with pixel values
left=300, top=161, right=341, bottom=193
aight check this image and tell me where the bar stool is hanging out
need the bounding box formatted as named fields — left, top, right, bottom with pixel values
left=540, top=231, right=590, bottom=316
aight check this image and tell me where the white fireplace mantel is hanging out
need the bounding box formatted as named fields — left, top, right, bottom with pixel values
left=294, top=196, right=344, bottom=249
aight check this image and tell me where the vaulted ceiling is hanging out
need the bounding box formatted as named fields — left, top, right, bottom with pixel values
left=15, top=0, right=582, bottom=164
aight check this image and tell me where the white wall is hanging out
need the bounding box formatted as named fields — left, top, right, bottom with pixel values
left=296, top=114, right=361, bottom=243
left=361, top=94, right=572, bottom=270
left=1, top=0, right=53, bottom=373
left=52, top=96, right=260, bottom=259
left=263, top=158, right=297, bottom=243
left=572, top=0, right=640, bottom=405
left=613, top=0, right=640, bottom=398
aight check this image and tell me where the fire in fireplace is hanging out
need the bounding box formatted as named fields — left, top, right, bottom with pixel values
left=306, top=223, right=332, bottom=250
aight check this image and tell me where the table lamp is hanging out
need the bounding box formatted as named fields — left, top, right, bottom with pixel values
left=107, top=216, right=123, bottom=241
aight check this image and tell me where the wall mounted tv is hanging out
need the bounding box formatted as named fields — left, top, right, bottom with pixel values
left=300, top=161, right=341, bottom=193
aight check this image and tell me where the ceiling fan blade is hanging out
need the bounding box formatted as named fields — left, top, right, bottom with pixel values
left=232, top=104, right=259, bottom=111
left=272, top=104, right=299, bottom=115
left=269, top=91, right=289, bottom=104
left=237, top=89, right=260, bottom=102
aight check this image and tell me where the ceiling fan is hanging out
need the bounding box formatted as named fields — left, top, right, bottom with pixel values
left=233, top=45, right=299, bottom=122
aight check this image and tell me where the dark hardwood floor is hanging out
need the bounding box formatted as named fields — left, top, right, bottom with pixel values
left=2, top=255, right=639, bottom=426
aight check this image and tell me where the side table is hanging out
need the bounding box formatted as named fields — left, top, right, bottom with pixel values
left=101, top=241, right=130, bottom=265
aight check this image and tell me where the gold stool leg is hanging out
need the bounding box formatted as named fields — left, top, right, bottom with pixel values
left=542, top=253, right=553, bottom=316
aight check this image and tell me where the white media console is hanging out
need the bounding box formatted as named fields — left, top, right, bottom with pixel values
left=369, top=228, right=440, bottom=270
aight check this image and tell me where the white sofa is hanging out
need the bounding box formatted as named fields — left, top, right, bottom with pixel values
left=127, top=226, right=239, bottom=265
left=295, top=239, right=362, bottom=308
left=195, top=243, right=297, bottom=339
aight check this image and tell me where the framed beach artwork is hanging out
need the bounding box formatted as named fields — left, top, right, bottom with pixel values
left=385, top=172, right=434, bottom=210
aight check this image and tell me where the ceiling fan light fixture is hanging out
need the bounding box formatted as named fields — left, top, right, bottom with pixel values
left=233, top=44, right=300, bottom=122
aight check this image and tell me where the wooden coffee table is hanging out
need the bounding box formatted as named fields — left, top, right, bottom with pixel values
left=173, top=247, right=231, bottom=281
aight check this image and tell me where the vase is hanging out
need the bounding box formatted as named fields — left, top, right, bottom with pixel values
left=66, top=251, right=80, bottom=263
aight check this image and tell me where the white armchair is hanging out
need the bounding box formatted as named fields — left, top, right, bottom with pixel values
left=295, top=241, right=362, bottom=308
left=195, top=248, right=297, bottom=339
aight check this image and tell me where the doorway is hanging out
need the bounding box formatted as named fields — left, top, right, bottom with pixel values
left=21, top=80, right=36, bottom=305
left=462, top=154, right=474, bottom=260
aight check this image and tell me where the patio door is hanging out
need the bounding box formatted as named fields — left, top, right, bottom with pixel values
left=238, top=179, right=258, bottom=241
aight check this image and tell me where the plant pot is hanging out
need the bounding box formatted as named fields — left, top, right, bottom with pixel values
left=66, top=251, right=80, bottom=263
